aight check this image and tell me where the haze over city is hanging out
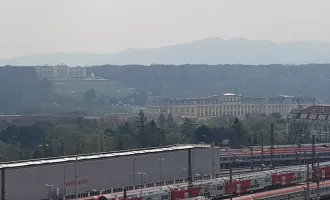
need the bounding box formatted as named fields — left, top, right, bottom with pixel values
left=0, top=0, right=329, bottom=59
left=2, top=1, right=330, bottom=200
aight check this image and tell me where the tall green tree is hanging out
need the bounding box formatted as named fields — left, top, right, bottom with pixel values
left=146, top=119, right=165, bottom=146
left=135, top=110, right=147, bottom=131
left=157, top=113, right=166, bottom=129
left=194, top=125, right=213, bottom=143
left=230, top=117, right=246, bottom=146
left=180, top=117, right=196, bottom=140
left=166, top=113, right=177, bottom=132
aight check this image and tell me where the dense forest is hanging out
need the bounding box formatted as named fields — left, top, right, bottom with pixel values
left=89, top=64, right=330, bottom=101
left=0, top=66, right=140, bottom=115
left=0, top=111, right=291, bottom=162
left=1, top=64, right=330, bottom=115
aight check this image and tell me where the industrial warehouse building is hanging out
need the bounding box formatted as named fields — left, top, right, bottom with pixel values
left=2, top=142, right=330, bottom=200
left=0, top=145, right=219, bottom=200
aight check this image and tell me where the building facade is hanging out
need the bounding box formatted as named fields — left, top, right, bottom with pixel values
left=35, top=64, right=87, bottom=79
left=289, top=104, right=330, bottom=142
left=146, top=93, right=316, bottom=119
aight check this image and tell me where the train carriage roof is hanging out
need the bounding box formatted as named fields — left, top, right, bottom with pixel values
left=224, top=196, right=254, bottom=200
left=251, top=185, right=305, bottom=198
left=252, top=180, right=330, bottom=199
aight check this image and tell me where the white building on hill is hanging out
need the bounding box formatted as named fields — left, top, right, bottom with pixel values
left=35, top=64, right=87, bottom=79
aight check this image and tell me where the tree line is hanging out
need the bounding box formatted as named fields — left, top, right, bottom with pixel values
left=0, top=66, right=145, bottom=115
left=88, top=64, right=330, bottom=102
left=0, top=111, right=292, bottom=162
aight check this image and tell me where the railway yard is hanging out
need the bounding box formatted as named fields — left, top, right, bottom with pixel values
left=2, top=143, right=330, bottom=200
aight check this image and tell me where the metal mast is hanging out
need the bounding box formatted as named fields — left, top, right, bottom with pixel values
left=229, top=169, right=233, bottom=200
left=270, top=124, right=274, bottom=168
left=1, top=169, right=5, bottom=200
left=211, top=142, right=215, bottom=178
left=250, top=134, right=253, bottom=171
left=312, top=134, right=316, bottom=169
left=306, top=163, right=310, bottom=200
left=261, top=132, right=264, bottom=170
left=188, top=149, right=193, bottom=198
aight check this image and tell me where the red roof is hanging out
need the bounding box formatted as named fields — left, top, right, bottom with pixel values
left=301, top=105, right=330, bottom=114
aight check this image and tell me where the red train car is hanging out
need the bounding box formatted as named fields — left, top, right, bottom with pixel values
left=223, top=171, right=272, bottom=195
left=269, top=167, right=305, bottom=186
left=227, top=180, right=330, bottom=200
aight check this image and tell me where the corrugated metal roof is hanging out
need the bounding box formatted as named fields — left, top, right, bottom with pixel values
left=0, top=145, right=194, bottom=169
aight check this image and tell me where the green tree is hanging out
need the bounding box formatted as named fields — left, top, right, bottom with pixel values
left=166, top=113, right=177, bottom=132
left=0, top=124, right=45, bottom=150
left=194, top=125, right=213, bottom=143
left=144, top=119, right=165, bottom=147
left=51, top=125, right=81, bottom=155
left=157, top=113, right=166, bottom=129
left=116, top=123, right=136, bottom=149
left=230, top=117, right=246, bottom=146
left=84, top=89, right=97, bottom=107
left=0, top=141, right=21, bottom=161
left=135, top=110, right=147, bottom=131
left=180, top=117, right=196, bottom=140
left=165, top=132, right=184, bottom=144
left=44, top=147, right=55, bottom=157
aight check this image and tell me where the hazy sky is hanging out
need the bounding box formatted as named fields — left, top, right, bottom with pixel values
left=0, top=0, right=329, bottom=59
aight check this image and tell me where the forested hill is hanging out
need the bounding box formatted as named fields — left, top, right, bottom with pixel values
left=88, top=64, right=330, bottom=102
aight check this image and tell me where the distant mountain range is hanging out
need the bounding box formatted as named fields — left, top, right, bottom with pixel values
left=2, top=38, right=330, bottom=66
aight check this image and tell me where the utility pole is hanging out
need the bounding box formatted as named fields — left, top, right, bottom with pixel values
left=188, top=149, right=193, bottom=198
left=1, top=169, right=6, bottom=200
left=236, top=160, right=242, bottom=196
left=211, top=142, right=215, bottom=178
left=306, top=163, right=310, bottom=200
left=75, top=156, right=79, bottom=199
left=63, top=166, right=67, bottom=200
left=250, top=134, right=253, bottom=171
left=285, top=118, right=289, bottom=145
left=261, top=131, right=264, bottom=170
left=229, top=169, right=233, bottom=200
left=298, top=143, right=301, bottom=170
left=317, top=154, right=320, bottom=199
left=219, top=154, right=221, bottom=177
left=311, top=133, right=317, bottom=199
left=312, top=134, right=316, bottom=169
left=133, top=158, right=136, bottom=186
left=157, top=158, right=164, bottom=181
left=270, top=124, right=274, bottom=168
left=123, top=188, right=127, bottom=200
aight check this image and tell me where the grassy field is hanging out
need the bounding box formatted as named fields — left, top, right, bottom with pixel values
left=53, top=80, right=136, bottom=99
